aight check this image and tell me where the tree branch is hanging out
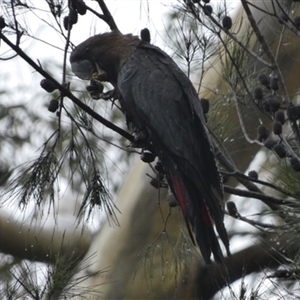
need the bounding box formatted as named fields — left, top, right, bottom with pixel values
left=191, top=1, right=273, bottom=68
left=0, top=209, right=92, bottom=263
left=224, top=185, right=296, bottom=207
left=0, top=31, right=134, bottom=143
left=240, top=0, right=300, bottom=150
left=195, top=233, right=299, bottom=299
left=94, top=0, right=119, bottom=31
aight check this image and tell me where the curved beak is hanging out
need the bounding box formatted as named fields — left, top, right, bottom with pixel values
left=71, top=59, right=97, bottom=80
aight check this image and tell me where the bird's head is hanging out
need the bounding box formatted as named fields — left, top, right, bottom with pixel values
left=70, top=30, right=141, bottom=86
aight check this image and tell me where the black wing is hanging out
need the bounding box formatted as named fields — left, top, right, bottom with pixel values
left=118, top=43, right=229, bottom=263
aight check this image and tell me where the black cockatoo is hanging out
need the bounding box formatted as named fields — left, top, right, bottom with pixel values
left=70, top=30, right=230, bottom=263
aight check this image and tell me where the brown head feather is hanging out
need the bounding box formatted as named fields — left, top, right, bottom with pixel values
left=70, top=31, right=141, bottom=86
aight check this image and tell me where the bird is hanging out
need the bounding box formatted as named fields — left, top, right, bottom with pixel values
left=70, top=30, right=230, bottom=263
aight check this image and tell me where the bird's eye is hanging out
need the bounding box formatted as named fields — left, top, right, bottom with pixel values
left=85, top=47, right=90, bottom=53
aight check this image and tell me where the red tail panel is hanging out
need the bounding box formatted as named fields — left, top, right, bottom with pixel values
left=173, top=176, right=187, bottom=214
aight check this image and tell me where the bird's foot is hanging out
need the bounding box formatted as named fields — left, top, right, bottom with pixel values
left=86, top=79, right=116, bottom=101
left=100, top=89, right=116, bottom=101
left=86, top=79, right=104, bottom=100
left=130, top=130, right=150, bottom=149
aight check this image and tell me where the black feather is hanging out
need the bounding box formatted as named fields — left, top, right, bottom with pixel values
left=118, top=43, right=230, bottom=263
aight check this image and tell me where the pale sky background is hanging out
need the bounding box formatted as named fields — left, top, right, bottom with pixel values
left=11, top=1, right=176, bottom=58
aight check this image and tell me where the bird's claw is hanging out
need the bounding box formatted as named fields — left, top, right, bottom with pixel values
left=100, top=89, right=116, bottom=101
left=86, top=79, right=116, bottom=101
left=86, top=78, right=104, bottom=100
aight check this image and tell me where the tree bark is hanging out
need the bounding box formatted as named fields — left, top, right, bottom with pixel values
left=0, top=208, right=92, bottom=264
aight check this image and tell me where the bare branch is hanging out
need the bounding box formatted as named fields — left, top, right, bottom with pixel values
left=0, top=31, right=135, bottom=143
left=191, top=1, right=273, bottom=68
left=93, top=0, right=119, bottom=31
left=224, top=185, right=296, bottom=207
left=196, top=233, right=298, bottom=299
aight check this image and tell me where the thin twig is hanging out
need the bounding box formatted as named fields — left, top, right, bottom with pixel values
left=193, top=2, right=273, bottom=68
left=10, top=0, right=21, bottom=46
left=224, top=185, right=296, bottom=207
left=240, top=0, right=300, bottom=150
left=213, top=140, right=282, bottom=212
left=231, top=87, right=263, bottom=145
left=93, top=0, right=119, bottom=31
left=240, top=0, right=288, bottom=96
left=221, top=170, right=296, bottom=198
left=225, top=210, right=278, bottom=231
left=0, top=31, right=134, bottom=143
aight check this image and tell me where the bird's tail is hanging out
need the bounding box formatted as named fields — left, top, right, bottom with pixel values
left=171, top=172, right=228, bottom=264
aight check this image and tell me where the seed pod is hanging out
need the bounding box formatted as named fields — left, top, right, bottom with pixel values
left=290, top=157, right=300, bottom=172
left=0, top=16, right=6, bottom=29
left=150, top=178, right=159, bottom=189
left=222, top=16, right=232, bottom=30
left=155, top=161, right=164, bottom=173
left=279, top=12, right=289, bottom=24
left=203, top=5, right=213, bottom=15
left=69, top=8, right=78, bottom=25
left=262, top=100, right=270, bottom=112
left=268, top=97, right=280, bottom=113
left=273, top=121, right=282, bottom=135
left=257, top=124, right=270, bottom=142
left=270, top=77, right=279, bottom=91
left=294, top=16, right=300, bottom=28
left=150, top=177, right=165, bottom=189
left=287, top=105, right=300, bottom=122
left=273, top=143, right=287, bottom=158
left=55, top=4, right=62, bottom=17
left=264, top=137, right=277, bottom=149
left=40, top=78, right=57, bottom=93
left=258, top=74, right=270, bottom=88
left=226, top=201, right=238, bottom=217
left=140, top=28, right=151, bottom=43
left=48, top=99, right=59, bottom=112
left=263, top=94, right=280, bottom=113
left=140, top=151, right=156, bottom=163
left=76, top=0, right=87, bottom=15
left=167, top=192, right=178, bottom=207
left=200, top=98, right=210, bottom=114
left=63, top=16, right=72, bottom=30
left=254, top=87, right=263, bottom=101
left=248, top=170, right=258, bottom=180
left=275, top=111, right=285, bottom=124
